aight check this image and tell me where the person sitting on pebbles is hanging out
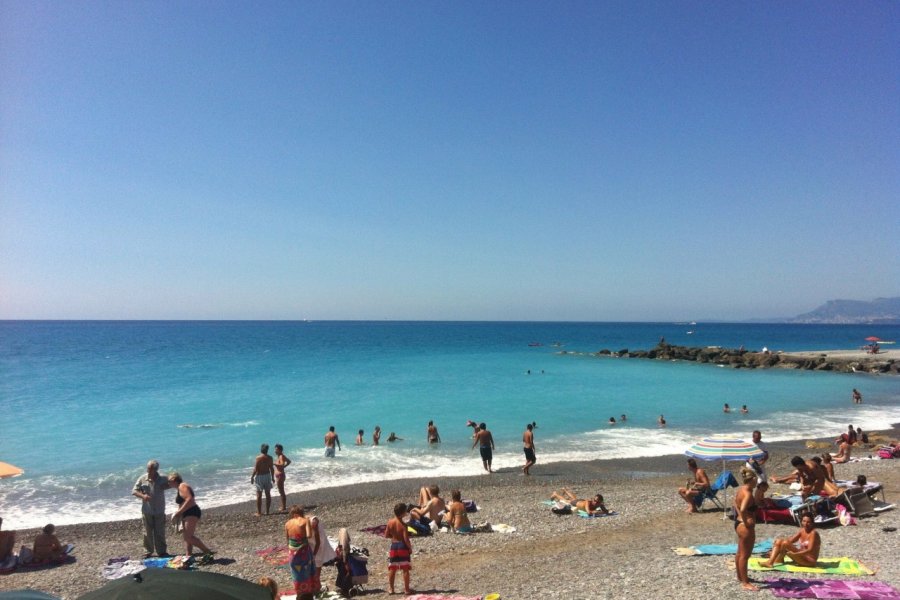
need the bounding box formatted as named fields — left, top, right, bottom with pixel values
left=32, top=524, right=67, bottom=562
left=677, top=458, right=710, bottom=512
left=410, top=485, right=446, bottom=529
left=551, top=488, right=609, bottom=515
left=446, top=489, right=473, bottom=533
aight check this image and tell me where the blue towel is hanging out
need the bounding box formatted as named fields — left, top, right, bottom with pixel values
left=692, top=538, right=774, bottom=555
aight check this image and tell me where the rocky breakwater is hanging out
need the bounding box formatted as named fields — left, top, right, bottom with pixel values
left=582, top=343, right=900, bottom=374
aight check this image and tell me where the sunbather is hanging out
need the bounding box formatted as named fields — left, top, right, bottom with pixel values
left=32, top=524, right=66, bottom=562
left=551, top=488, right=609, bottom=515
left=678, top=458, right=710, bottom=513
left=770, top=456, right=825, bottom=499
left=446, top=490, right=472, bottom=533
left=832, top=434, right=852, bottom=464
left=761, top=512, right=820, bottom=568
left=410, top=485, right=446, bottom=527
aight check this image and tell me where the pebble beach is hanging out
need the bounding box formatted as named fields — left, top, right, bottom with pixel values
left=2, top=429, right=899, bottom=600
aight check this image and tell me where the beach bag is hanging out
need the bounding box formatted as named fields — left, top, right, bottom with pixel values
left=407, top=519, right=431, bottom=536
left=463, top=500, right=478, bottom=513
left=836, top=504, right=857, bottom=526
left=878, top=448, right=894, bottom=459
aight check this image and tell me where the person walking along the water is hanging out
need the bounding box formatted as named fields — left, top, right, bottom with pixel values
left=132, top=459, right=170, bottom=558
left=522, top=422, right=536, bottom=475
left=252, top=444, right=275, bottom=516
left=274, top=443, right=292, bottom=513
left=325, top=426, right=341, bottom=457
left=473, top=423, right=495, bottom=473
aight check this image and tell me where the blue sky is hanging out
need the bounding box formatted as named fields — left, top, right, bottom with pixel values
left=1, top=2, right=897, bottom=321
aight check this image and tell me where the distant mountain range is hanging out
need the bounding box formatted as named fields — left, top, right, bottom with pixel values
left=784, top=297, right=900, bottom=324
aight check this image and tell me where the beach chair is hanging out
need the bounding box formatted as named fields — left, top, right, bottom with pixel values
left=695, top=471, right=737, bottom=511
left=837, top=490, right=877, bottom=518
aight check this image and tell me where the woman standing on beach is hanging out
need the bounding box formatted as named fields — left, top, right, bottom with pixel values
left=274, top=444, right=292, bottom=514
left=285, top=505, right=319, bottom=600
left=733, top=466, right=759, bottom=592
left=168, top=473, right=213, bottom=557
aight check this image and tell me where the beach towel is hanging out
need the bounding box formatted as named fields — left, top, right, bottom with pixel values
left=748, top=557, right=874, bottom=575
left=101, top=560, right=146, bottom=580
left=255, top=545, right=291, bottom=567
left=142, top=557, right=172, bottom=569
left=360, top=524, right=387, bottom=536
left=672, top=538, right=773, bottom=556
left=577, top=509, right=615, bottom=518
left=765, top=578, right=900, bottom=599
left=405, top=595, right=482, bottom=600
left=489, top=523, right=516, bottom=533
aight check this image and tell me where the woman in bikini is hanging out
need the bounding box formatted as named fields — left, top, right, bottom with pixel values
left=763, top=512, right=821, bottom=568
left=832, top=434, right=852, bottom=464
left=733, top=466, right=759, bottom=591
left=447, top=489, right=472, bottom=533
left=274, top=444, right=292, bottom=513
left=168, top=472, right=213, bottom=556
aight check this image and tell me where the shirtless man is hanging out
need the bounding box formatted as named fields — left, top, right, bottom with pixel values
left=852, top=388, right=862, bottom=404
left=749, top=430, right=770, bottom=504
left=251, top=443, right=275, bottom=516
left=324, top=426, right=341, bottom=457
left=410, top=485, right=446, bottom=527
left=551, top=488, right=609, bottom=515
left=32, top=524, right=65, bottom=562
left=770, top=456, right=825, bottom=499
left=677, top=458, right=710, bottom=513
left=385, top=503, right=413, bottom=595
left=373, top=426, right=381, bottom=446
left=427, top=420, right=441, bottom=444
left=522, top=423, right=536, bottom=475
left=472, top=423, right=495, bottom=473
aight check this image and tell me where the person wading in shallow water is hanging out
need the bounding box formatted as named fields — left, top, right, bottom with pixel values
left=473, top=423, right=495, bottom=473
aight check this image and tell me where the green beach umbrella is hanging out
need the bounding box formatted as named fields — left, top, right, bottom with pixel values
left=76, top=569, right=272, bottom=600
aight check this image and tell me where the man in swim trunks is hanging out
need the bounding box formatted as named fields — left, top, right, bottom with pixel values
left=677, top=458, right=710, bottom=513
left=770, top=456, right=825, bottom=500
left=522, top=422, right=536, bottom=475
left=385, top=503, right=413, bottom=595
left=132, top=459, right=170, bottom=557
left=324, top=426, right=341, bottom=457
left=472, top=422, right=495, bottom=473
left=252, top=444, right=275, bottom=516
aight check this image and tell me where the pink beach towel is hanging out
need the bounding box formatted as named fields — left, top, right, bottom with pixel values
left=766, top=578, right=900, bottom=599
left=255, top=545, right=291, bottom=567
left=360, top=524, right=387, bottom=536
left=405, top=595, right=483, bottom=600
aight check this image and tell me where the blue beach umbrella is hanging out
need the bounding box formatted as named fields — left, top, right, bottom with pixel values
left=685, top=437, right=766, bottom=518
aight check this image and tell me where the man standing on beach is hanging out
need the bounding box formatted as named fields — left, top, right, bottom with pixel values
left=522, top=422, right=536, bottom=475
left=132, top=459, right=170, bottom=557
left=472, top=422, right=495, bottom=473
left=324, top=426, right=341, bottom=457
left=251, top=444, right=275, bottom=516
left=749, top=430, right=769, bottom=504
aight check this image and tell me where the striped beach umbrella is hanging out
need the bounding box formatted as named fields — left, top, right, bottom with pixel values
left=684, top=437, right=766, bottom=462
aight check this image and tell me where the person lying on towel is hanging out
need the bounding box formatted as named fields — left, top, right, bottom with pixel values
left=551, top=488, right=609, bottom=515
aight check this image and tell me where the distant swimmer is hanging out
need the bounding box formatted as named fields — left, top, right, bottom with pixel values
left=741, top=405, right=749, bottom=414
left=472, top=423, right=495, bottom=473
left=620, top=414, right=627, bottom=422
left=608, top=417, right=616, bottom=425
left=388, top=432, right=403, bottom=442
left=852, top=388, right=862, bottom=404
left=427, top=420, right=441, bottom=444
left=356, top=429, right=365, bottom=446
left=658, top=415, right=667, bottom=427
left=723, top=403, right=731, bottom=413
left=251, top=444, right=275, bottom=516
left=324, top=426, right=341, bottom=457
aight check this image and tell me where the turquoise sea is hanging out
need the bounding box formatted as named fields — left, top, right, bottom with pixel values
left=1, top=321, right=899, bottom=529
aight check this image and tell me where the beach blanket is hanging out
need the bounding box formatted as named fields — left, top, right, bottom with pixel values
left=577, top=510, right=618, bottom=519
left=748, top=557, right=874, bottom=575
left=255, top=545, right=291, bottom=567
left=672, top=538, right=773, bottom=556
left=490, top=523, right=516, bottom=533
left=405, top=595, right=483, bottom=600
left=765, top=578, right=900, bottom=599
left=142, top=557, right=172, bottom=569
left=101, top=560, right=146, bottom=580
left=361, top=524, right=387, bottom=536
